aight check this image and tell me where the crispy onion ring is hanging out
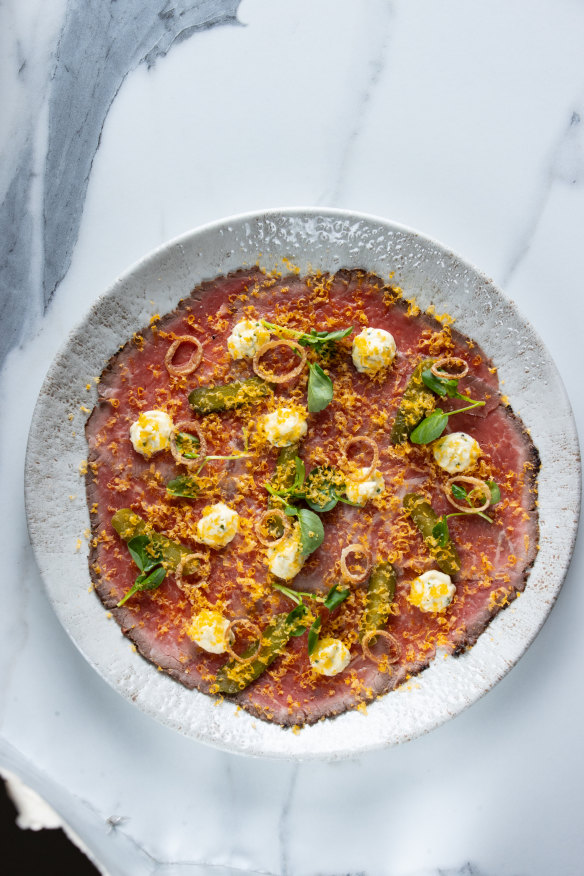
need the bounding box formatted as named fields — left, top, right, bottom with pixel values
left=164, top=335, right=203, bottom=376
left=254, top=509, right=291, bottom=547
left=225, top=618, right=262, bottom=664
left=252, top=339, right=307, bottom=383
left=340, top=544, right=372, bottom=583
left=169, top=421, right=207, bottom=469
left=431, top=356, right=469, bottom=380
left=175, top=552, right=209, bottom=592
left=341, top=435, right=379, bottom=482
left=445, top=476, right=491, bottom=513
left=362, top=630, right=401, bottom=666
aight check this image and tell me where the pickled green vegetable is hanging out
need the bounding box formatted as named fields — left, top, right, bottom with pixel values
left=111, top=508, right=200, bottom=572
left=390, top=359, right=436, bottom=444
left=403, top=493, right=461, bottom=576
left=188, top=377, right=271, bottom=414
left=214, top=613, right=294, bottom=694
left=359, top=561, right=397, bottom=638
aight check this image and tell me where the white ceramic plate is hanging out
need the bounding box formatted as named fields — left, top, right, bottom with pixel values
left=25, top=209, right=580, bottom=760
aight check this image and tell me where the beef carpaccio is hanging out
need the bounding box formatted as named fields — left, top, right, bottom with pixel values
left=85, top=268, right=539, bottom=726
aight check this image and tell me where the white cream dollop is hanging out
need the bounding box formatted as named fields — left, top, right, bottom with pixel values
left=309, top=637, right=351, bottom=676
left=129, top=410, right=173, bottom=458
left=345, top=468, right=385, bottom=506
left=432, top=431, right=481, bottom=474
left=408, top=570, right=456, bottom=613
left=195, top=502, right=239, bottom=549
left=186, top=609, right=231, bottom=653
left=227, top=319, right=270, bottom=359
left=352, top=327, right=396, bottom=375
left=266, top=524, right=304, bottom=580
left=262, top=407, right=308, bottom=447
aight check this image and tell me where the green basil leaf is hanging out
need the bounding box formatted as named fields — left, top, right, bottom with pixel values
left=166, top=475, right=200, bottom=498
left=286, top=603, right=308, bottom=635
left=307, top=362, right=334, bottom=413
left=432, top=517, right=450, bottom=547
left=297, top=508, right=325, bottom=556
left=307, top=617, right=322, bottom=655
left=284, top=504, right=299, bottom=517
left=487, top=480, right=501, bottom=505
left=137, top=565, right=167, bottom=591
left=304, top=465, right=344, bottom=513
left=323, top=583, right=350, bottom=612
left=409, top=410, right=449, bottom=444
left=127, top=535, right=162, bottom=572
left=451, top=483, right=468, bottom=501
left=421, top=369, right=460, bottom=398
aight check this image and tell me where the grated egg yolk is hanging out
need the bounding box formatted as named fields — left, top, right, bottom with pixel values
left=227, top=319, right=270, bottom=359
left=352, top=327, right=396, bottom=375
left=432, top=432, right=481, bottom=474
left=408, top=570, right=455, bottom=613
left=129, top=410, right=173, bottom=458
left=187, top=609, right=231, bottom=653
left=195, top=502, right=239, bottom=549
left=309, top=637, right=351, bottom=676
left=261, top=407, right=308, bottom=448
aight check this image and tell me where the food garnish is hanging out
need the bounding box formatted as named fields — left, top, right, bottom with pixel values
left=361, top=629, right=400, bottom=667
left=164, top=335, right=203, bottom=376
left=169, top=421, right=207, bottom=467
left=117, top=534, right=167, bottom=607
left=403, top=494, right=461, bottom=576
left=359, top=562, right=397, bottom=637
left=340, top=544, right=372, bottom=583
left=252, top=339, right=307, bottom=383
left=188, top=377, right=271, bottom=414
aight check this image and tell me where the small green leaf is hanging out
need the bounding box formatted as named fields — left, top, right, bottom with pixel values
left=127, top=535, right=162, bottom=572
left=307, top=362, right=334, bottom=413
left=487, top=480, right=501, bottom=505
left=304, top=465, right=344, bottom=513
left=166, top=475, right=200, bottom=498
left=323, top=583, right=350, bottom=612
left=451, top=483, right=468, bottom=501
left=137, top=565, right=167, bottom=591
left=286, top=603, right=308, bottom=635
left=297, top=508, right=325, bottom=556
left=117, top=565, right=167, bottom=607
left=284, top=504, right=299, bottom=517
left=432, top=517, right=450, bottom=547
left=307, top=617, right=322, bottom=655
left=410, top=410, right=449, bottom=444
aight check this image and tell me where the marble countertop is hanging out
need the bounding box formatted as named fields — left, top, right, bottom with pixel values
left=2, top=1, right=583, bottom=874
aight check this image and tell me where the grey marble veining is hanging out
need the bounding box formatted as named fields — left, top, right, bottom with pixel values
left=0, top=0, right=242, bottom=369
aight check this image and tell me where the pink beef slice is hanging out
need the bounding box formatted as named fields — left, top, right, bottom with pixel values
left=85, top=268, right=539, bottom=726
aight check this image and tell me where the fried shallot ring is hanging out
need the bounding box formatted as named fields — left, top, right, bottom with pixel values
left=341, top=435, right=379, bottom=482
left=252, top=339, right=307, bottom=383
left=175, top=552, right=210, bottom=592
left=169, top=421, right=207, bottom=469
left=225, top=618, right=262, bottom=664
left=362, top=629, right=401, bottom=666
left=430, top=356, right=469, bottom=380
left=340, top=544, right=372, bottom=583
left=254, top=509, right=291, bottom=547
left=164, top=335, right=203, bottom=376
left=445, top=476, right=491, bottom=514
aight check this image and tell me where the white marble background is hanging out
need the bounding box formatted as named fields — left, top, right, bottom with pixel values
left=1, top=1, right=583, bottom=874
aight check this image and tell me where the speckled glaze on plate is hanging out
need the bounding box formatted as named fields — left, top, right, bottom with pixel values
left=25, top=209, right=580, bottom=759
